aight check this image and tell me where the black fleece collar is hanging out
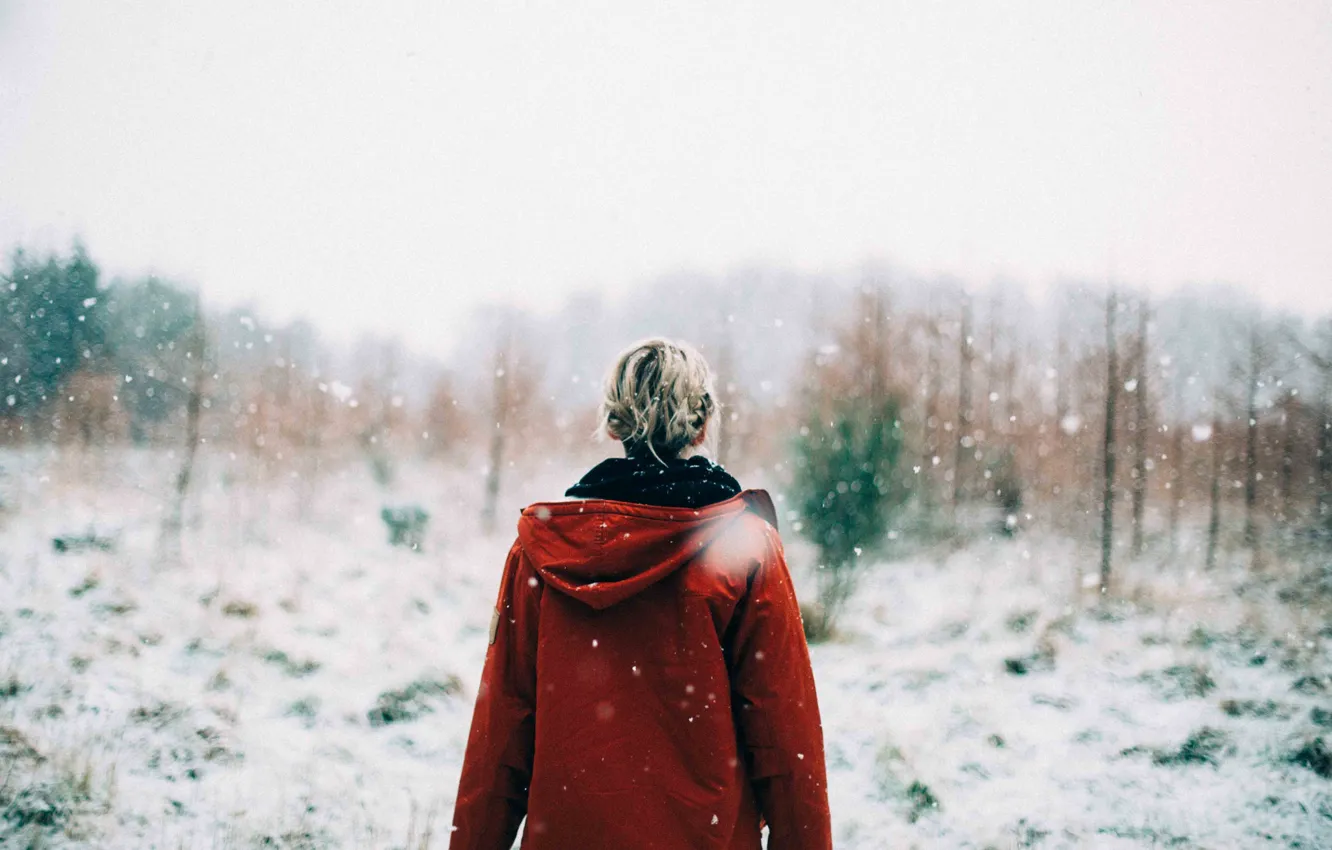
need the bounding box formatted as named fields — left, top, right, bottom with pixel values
left=565, top=453, right=742, bottom=509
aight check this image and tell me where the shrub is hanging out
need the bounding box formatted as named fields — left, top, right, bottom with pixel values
left=368, top=676, right=463, bottom=727
left=3, top=782, right=75, bottom=832
left=52, top=531, right=116, bottom=554
left=222, top=600, right=259, bottom=619
left=905, top=780, right=940, bottom=823
left=1288, top=737, right=1332, bottom=779
left=1005, top=609, right=1039, bottom=635
left=0, top=726, right=43, bottom=765
left=791, top=393, right=907, bottom=638
left=1152, top=727, right=1230, bottom=766
left=261, top=650, right=322, bottom=679
left=285, top=698, right=321, bottom=728
left=1292, top=675, right=1329, bottom=695
left=381, top=506, right=430, bottom=552
left=1219, top=699, right=1293, bottom=720
left=0, top=675, right=27, bottom=700
left=1003, top=640, right=1056, bottom=676
left=1139, top=664, right=1217, bottom=701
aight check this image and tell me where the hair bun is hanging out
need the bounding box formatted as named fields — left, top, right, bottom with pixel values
left=595, top=338, right=717, bottom=462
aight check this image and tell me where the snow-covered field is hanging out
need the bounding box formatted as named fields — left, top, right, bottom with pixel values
left=2, top=448, right=1330, bottom=848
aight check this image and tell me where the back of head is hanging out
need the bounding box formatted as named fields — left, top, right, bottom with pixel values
left=597, top=338, right=717, bottom=464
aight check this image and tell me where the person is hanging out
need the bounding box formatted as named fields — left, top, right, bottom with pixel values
left=449, top=338, right=832, bottom=850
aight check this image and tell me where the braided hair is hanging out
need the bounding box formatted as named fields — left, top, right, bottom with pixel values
left=596, top=338, right=718, bottom=464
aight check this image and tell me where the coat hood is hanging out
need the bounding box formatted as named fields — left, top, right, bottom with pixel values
left=517, top=489, right=778, bottom=610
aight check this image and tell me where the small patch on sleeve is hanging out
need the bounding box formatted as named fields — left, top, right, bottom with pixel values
left=489, top=607, right=500, bottom=645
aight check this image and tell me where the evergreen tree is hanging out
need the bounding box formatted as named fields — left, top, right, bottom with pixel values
left=1, top=243, right=107, bottom=424
left=102, top=275, right=200, bottom=439
left=792, top=392, right=908, bottom=638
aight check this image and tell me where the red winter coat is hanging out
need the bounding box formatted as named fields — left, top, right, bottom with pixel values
left=449, top=489, right=832, bottom=850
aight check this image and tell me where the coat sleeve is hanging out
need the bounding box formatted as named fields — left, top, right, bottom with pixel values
left=727, top=525, right=833, bottom=850
left=450, top=541, right=542, bottom=850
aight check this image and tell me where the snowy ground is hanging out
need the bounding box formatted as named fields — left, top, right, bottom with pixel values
left=1, top=448, right=1330, bottom=848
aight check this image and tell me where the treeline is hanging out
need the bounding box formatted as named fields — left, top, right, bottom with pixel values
left=780, top=279, right=1332, bottom=634
left=0, top=243, right=595, bottom=529
left=4, top=244, right=1331, bottom=578
left=791, top=278, right=1332, bottom=601
left=0, top=244, right=523, bottom=462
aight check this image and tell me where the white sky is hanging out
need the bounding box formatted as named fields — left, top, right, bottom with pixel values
left=1, top=1, right=1329, bottom=355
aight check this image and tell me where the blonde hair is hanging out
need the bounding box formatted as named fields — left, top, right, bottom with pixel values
left=596, top=338, right=718, bottom=463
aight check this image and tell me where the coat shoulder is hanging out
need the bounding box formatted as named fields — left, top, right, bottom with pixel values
left=739, top=488, right=779, bottom=532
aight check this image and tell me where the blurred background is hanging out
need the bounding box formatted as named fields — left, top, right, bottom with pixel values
left=2, top=2, right=1332, bottom=848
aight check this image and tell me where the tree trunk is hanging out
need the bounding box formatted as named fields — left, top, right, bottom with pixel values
left=1243, top=325, right=1261, bottom=558
left=482, top=422, right=505, bottom=535
left=299, top=369, right=327, bottom=523
left=1100, top=290, right=1118, bottom=595
left=1278, top=390, right=1295, bottom=525
left=1168, top=380, right=1184, bottom=558
left=952, top=293, right=973, bottom=519
left=922, top=311, right=941, bottom=508
left=481, top=337, right=510, bottom=536
left=986, top=289, right=1002, bottom=435
left=867, top=286, right=890, bottom=405
left=715, top=337, right=735, bottom=468
left=1055, top=325, right=1070, bottom=428
left=1131, top=297, right=1149, bottom=558
left=1054, top=322, right=1070, bottom=506
left=1320, top=371, right=1332, bottom=523
left=1206, top=411, right=1223, bottom=570
left=161, top=312, right=207, bottom=563
left=1002, top=345, right=1017, bottom=436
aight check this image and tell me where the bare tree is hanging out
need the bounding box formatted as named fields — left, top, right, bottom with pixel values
left=480, top=320, right=542, bottom=535
left=160, top=302, right=208, bottom=563
left=1242, top=322, right=1265, bottom=559
left=1055, top=322, right=1070, bottom=432
left=953, top=291, right=974, bottom=519
left=1049, top=313, right=1072, bottom=512
left=921, top=301, right=943, bottom=508
left=1100, top=288, right=1118, bottom=594
left=1130, top=296, right=1150, bottom=557
left=1168, top=377, right=1185, bottom=558
left=1283, top=322, right=1332, bottom=522
left=353, top=339, right=405, bottom=488
left=985, top=286, right=1003, bottom=435
left=1206, top=406, right=1223, bottom=570
left=1000, top=337, right=1018, bottom=438
left=423, top=370, right=470, bottom=459
left=481, top=331, right=512, bottom=536
left=295, top=358, right=330, bottom=521
left=851, top=283, right=891, bottom=402
left=1321, top=358, right=1332, bottom=523
left=1277, top=387, right=1297, bottom=524
left=715, top=334, right=736, bottom=468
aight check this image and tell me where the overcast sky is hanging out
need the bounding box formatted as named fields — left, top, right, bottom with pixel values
left=1, top=1, right=1329, bottom=355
